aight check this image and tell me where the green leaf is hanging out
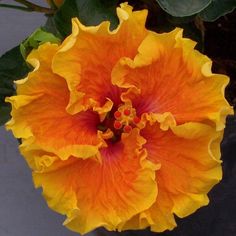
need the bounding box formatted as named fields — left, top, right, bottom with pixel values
left=54, top=0, right=119, bottom=37
left=43, top=16, right=63, bottom=39
left=199, top=0, right=236, bottom=21
left=156, top=0, right=212, bottom=17
left=0, top=46, right=31, bottom=126
left=21, top=28, right=61, bottom=59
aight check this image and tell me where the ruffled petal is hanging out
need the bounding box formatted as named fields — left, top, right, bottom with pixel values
left=32, top=129, right=157, bottom=234
left=5, top=4, right=231, bottom=234
left=6, top=43, right=103, bottom=160
left=112, top=29, right=233, bottom=130
left=121, top=119, right=223, bottom=232
left=52, top=3, right=148, bottom=115
left=118, top=184, right=176, bottom=232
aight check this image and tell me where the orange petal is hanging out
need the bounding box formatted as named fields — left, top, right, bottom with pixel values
left=52, top=4, right=148, bottom=115
left=112, top=29, right=233, bottom=130
left=6, top=43, right=103, bottom=160
left=118, top=184, right=176, bottom=232
left=33, top=129, right=157, bottom=234
left=131, top=120, right=223, bottom=232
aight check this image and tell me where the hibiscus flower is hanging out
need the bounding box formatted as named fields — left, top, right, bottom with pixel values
left=6, top=3, right=233, bottom=235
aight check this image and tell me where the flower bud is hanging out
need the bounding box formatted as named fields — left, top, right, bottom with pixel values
left=46, top=0, right=64, bottom=8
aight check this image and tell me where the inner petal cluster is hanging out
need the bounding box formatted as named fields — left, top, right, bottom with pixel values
left=98, top=103, right=141, bottom=143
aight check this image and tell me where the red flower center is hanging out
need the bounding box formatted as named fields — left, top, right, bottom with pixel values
left=98, top=103, right=141, bottom=142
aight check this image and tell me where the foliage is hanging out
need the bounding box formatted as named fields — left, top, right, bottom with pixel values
left=0, top=46, right=31, bottom=125
left=20, top=28, right=61, bottom=58
left=199, top=0, right=236, bottom=21
left=156, top=0, right=211, bottom=17
left=156, top=0, right=236, bottom=21
left=54, top=0, right=119, bottom=37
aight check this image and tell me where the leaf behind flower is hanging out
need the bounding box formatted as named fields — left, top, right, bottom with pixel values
left=0, top=46, right=31, bottom=126
left=54, top=0, right=119, bottom=37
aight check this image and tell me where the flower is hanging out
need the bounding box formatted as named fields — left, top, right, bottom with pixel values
left=6, top=3, right=233, bottom=235
left=46, top=0, right=64, bottom=7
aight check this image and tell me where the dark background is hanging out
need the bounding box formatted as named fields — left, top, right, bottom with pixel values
left=0, top=1, right=235, bottom=236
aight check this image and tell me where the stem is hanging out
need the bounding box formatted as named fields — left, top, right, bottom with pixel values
left=47, top=0, right=58, bottom=9
left=13, top=0, right=55, bottom=14
left=194, top=16, right=205, bottom=51
left=0, top=3, right=32, bottom=11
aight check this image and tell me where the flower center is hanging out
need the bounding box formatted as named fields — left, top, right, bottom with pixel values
left=113, top=104, right=140, bottom=133
left=97, top=103, right=141, bottom=142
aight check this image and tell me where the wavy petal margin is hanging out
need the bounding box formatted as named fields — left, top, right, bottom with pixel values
left=52, top=3, right=148, bottom=115
left=32, top=129, right=158, bottom=234
left=120, top=118, right=223, bottom=232
left=112, top=29, right=233, bottom=130
left=6, top=43, right=105, bottom=160
left=5, top=3, right=233, bottom=235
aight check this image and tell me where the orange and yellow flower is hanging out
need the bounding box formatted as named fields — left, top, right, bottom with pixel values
left=46, top=0, right=64, bottom=8
left=6, top=3, right=233, bottom=235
